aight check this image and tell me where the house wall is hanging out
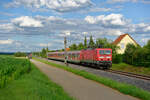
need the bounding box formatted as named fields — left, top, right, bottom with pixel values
left=116, top=35, right=137, bottom=54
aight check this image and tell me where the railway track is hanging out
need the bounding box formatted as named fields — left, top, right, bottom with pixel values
left=107, top=69, right=150, bottom=81
left=41, top=58, right=150, bottom=81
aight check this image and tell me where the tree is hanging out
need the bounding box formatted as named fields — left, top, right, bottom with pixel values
left=143, top=40, right=150, bottom=65
left=41, top=48, right=47, bottom=58
left=95, top=38, right=119, bottom=54
left=69, top=43, right=77, bottom=50
left=78, top=43, right=84, bottom=50
left=14, top=52, right=26, bottom=57
left=46, top=47, right=49, bottom=52
left=84, top=36, right=87, bottom=49
left=88, top=35, right=95, bottom=48
left=144, top=40, right=150, bottom=49
left=124, top=43, right=137, bottom=64
left=95, top=38, right=108, bottom=48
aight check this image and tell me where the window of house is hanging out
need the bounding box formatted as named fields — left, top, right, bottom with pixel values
left=121, top=43, right=125, bottom=49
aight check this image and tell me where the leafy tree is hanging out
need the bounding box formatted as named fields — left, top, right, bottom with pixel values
left=78, top=43, right=84, bottom=50
left=88, top=35, right=95, bottom=48
left=46, top=47, right=49, bottom=52
left=144, top=40, right=150, bottom=49
left=124, top=43, right=137, bottom=64
left=107, top=43, right=120, bottom=54
left=113, top=54, right=123, bottom=64
left=84, top=36, right=87, bottom=49
left=143, top=40, right=150, bottom=65
left=95, top=38, right=119, bottom=54
left=41, top=48, right=47, bottom=58
left=95, top=38, right=108, bottom=47
left=69, top=43, right=77, bottom=50
left=14, top=52, right=26, bottom=57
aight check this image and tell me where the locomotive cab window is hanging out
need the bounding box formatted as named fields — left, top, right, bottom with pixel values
left=99, top=50, right=104, bottom=55
left=99, top=50, right=111, bottom=55
left=105, top=50, right=111, bottom=55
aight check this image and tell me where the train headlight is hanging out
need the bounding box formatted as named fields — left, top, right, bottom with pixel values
left=106, top=56, right=111, bottom=58
left=99, top=56, right=104, bottom=58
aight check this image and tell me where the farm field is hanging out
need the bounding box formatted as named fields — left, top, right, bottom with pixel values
left=112, top=63, right=150, bottom=76
left=0, top=56, right=74, bottom=100
left=0, top=56, right=31, bottom=88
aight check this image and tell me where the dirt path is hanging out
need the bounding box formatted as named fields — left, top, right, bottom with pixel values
left=31, top=59, right=139, bottom=100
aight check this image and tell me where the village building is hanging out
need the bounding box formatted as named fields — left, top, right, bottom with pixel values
left=112, top=33, right=139, bottom=54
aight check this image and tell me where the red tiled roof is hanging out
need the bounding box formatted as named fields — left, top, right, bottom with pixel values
left=112, top=33, right=139, bottom=46
left=112, top=34, right=128, bottom=45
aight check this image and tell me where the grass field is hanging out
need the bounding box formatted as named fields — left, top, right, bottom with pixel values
left=0, top=56, right=31, bottom=88
left=33, top=57, right=150, bottom=100
left=112, top=63, right=150, bottom=76
left=0, top=56, right=74, bottom=100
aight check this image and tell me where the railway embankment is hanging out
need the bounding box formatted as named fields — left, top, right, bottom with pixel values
left=33, top=57, right=150, bottom=100
left=112, top=63, right=150, bottom=76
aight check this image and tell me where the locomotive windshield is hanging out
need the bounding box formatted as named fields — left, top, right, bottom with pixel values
left=99, top=50, right=111, bottom=55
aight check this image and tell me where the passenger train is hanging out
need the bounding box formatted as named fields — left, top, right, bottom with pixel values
left=47, top=48, right=112, bottom=69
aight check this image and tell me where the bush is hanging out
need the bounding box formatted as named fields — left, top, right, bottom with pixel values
left=14, top=52, right=26, bottom=57
left=113, top=54, right=123, bottom=64
left=124, top=43, right=150, bottom=67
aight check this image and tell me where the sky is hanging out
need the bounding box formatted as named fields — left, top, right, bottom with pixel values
left=0, top=0, right=150, bottom=52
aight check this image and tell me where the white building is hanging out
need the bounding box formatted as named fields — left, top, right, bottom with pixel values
left=112, top=33, right=139, bottom=54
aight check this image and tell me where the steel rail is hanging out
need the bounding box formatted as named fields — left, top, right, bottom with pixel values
left=107, top=69, right=150, bottom=81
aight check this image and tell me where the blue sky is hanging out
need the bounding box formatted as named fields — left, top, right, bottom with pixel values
left=0, top=0, right=150, bottom=52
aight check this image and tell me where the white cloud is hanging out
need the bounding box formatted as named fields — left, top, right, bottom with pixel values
left=136, top=23, right=150, bottom=32
left=0, top=14, right=150, bottom=52
left=39, top=43, right=51, bottom=47
left=65, top=32, right=71, bottom=36
left=0, top=39, right=14, bottom=45
left=6, top=0, right=93, bottom=12
left=83, top=32, right=88, bottom=34
left=144, top=26, right=150, bottom=32
left=12, top=16, right=43, bottom=27
left=80, top=7, right=113, bottom=13
left=85, top=13, right=126, bottom=26
left=107, top=0, right=138, bottom=3
left=106, top=29, right=123, bottom=36
left=137, top=23, right=147, bottom=27
left=0, top=23, right=14, bottom=31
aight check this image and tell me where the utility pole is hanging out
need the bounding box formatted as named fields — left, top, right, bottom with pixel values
left=64, top=36, right=68, bottom=66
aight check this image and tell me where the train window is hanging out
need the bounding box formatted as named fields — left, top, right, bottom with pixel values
left=99, top=50, right=111, bottom=55
left=99, top=50, right=104, bottom=54
left=105, top=50, right=111, bottom=55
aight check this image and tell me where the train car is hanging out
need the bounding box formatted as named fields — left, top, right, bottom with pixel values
left=80, top=48, right=112, bottom=69
left=47, top=48, right=112, bottom=69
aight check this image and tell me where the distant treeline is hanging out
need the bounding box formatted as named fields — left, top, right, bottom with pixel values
left=0, top=52, right=14, bottom=55
left=68, top=36, right=118, bottom=54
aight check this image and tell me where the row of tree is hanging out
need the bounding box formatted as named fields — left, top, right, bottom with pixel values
left=14, top=52, right=27, bottom=57
left=34, top=36, right=119, bottom=58
left=69, top=36, right=119, bottom=54
left=33, top=48, right=48, bottom=58
left=123, top=40, right=150, bottom=67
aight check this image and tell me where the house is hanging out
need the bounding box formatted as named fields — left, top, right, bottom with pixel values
left=112, top=33, right=139, bottom=54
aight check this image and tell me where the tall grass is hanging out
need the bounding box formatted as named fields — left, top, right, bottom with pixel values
left=0, top=63, right=74, bottom=100
left=0, top=56, right=31, bottom=88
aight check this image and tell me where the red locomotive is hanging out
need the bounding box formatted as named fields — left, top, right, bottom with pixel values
left=47, top=48, right=112, bottom=69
